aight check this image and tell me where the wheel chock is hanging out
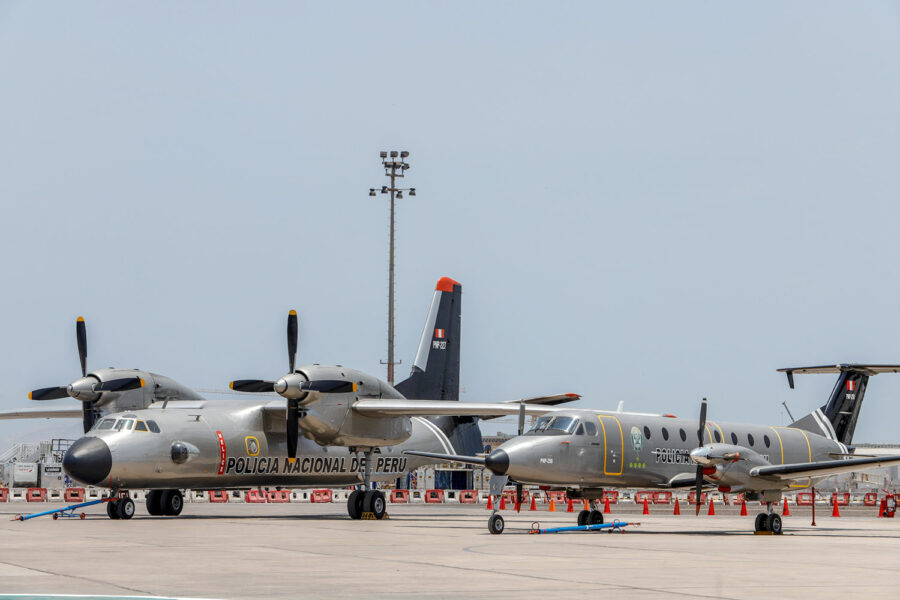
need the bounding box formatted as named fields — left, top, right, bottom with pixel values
left=360, top=512, right=390, bottom=520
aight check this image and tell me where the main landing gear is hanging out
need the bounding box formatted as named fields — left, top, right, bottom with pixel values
left=753, top=502, right=782, bottom=535
left=347, top=449, right=386, bottom=520
left=576, top=500, right=604, bottom=527
left=145, top=490, right=184, bottom=517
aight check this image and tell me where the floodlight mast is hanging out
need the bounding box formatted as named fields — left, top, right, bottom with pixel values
left=369, top=151, right=416, bottom=385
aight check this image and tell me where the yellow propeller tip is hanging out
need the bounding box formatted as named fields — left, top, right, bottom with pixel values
left=77, top=316, right=85, bottom=322
left=288, top=458, right=296, bottom=464
left=352, top=383, right=358, bottom=392
left=289, top=310, right=297, bottom=316
left=27, top=392, right=32, bottom=400
left=139, top=378, right=145, bottom=388
left=229, top=381, right=235, bottom=390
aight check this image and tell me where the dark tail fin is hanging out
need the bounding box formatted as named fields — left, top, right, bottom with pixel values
left=395, top=277, right=483, bottom=456
left=779, top=364, right=900, bottom=445
left=395, top=276, right=462, bottom=401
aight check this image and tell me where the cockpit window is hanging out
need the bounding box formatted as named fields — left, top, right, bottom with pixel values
left=584, top=421, right=597, bottom=436
left=575, top=423, right=585, bottom=435
left=134, top=420, right=148, bottom=432
left=527, top=416, right=578, bottom=435
left=146, top=420, right=161, bottom=433
left=114, top=419, right=135, bottom=431
left=527, top=416, right=553, bottom=433
left=95, top=419, right=115, bottom=431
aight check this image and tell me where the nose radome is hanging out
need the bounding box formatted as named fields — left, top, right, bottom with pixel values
left=484, top=449, right=509, bottom=475
left=63, top=437, right=111, bottom=485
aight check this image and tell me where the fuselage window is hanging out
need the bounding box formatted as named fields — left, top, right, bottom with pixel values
left=747, top=433, right=755, bottom=447
left=661, top=427, right=669, bottom=441
left=643, top=426, right=651, bottom=440
left=764, top=435, right=771, bottom=448
left=575, top=423, right=585, bottom=435
left=584, top=421, right=597, bottom=436
left=713, top=430, right=721, bottom=443
left=146, top=420, right=160, bottom=433
left=679, top=428, right=686, bottom=442
left=134, top=420, right=148, bottom=432
left=730, top=432, right=738, bottom=444
left=96, top=419, right=115, bottom=431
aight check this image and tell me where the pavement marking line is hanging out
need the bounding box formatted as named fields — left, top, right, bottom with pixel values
left=0, top=560, right=156, bottom=597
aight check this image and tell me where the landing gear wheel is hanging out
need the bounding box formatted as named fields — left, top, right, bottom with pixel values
left=488, top=513, right=505, bottom=534
left=107, top=499, right=120, bottom=520
left=588, top=510, right=604, bottom=525
left=754, top=513, right=768, bottom=532
left=116, top=497, right=135, bottom=520
left=80, top=513, right=86, bottom=520
left=577, top=510, right=590, bottom=526
left=347, top=490, right=363, bottom=520
left=146, top=490, right=164, bottom=516
left=52, top=513, right=59, bottom=520
left=766, top=513, right=782, bottom=535
left=161, top=490, right=183, bottom=516
left=363, top=490, right=386, bottom=519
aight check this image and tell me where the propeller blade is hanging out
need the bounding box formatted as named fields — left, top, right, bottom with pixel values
left=695, top=465, right=704, bottom=516
left=301, top=380, right=358, bottom=394
left=287, top=310, right=298, bottom=374
left=82, top=401, right=96, bottom=434
left=697, top=397, right=707, bottom=445
left=76, top=316, right=87, bottom=377
left=28, top=386, right=69, bottom=401
left=695, top=397, right=708, bottom=516
left=229, top=380, right=276, bottom=393
left=286, top=398, right=299, bottom=462
left=95, top=377, right=145, bottom=392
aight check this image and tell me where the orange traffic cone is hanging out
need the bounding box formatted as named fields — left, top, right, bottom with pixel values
left=529, top=495, right=537, bottom=511
left=499, top=495, right=506, bottom=510
left=515, top=499, right=521, bottom=513
left=707, top=497, right=715, bottom=516
left=548, top=499, right=556, bottom=512
left=782, top=497, right=791, bottom=517
left=642, top=497, right=650, bottom=515
left=831, top=493, right=840, bottom=517
left=583, top=500, right=590, bottom=511
left=673, top=498, right=681, bottom=515
left=566, top=499, right=574, bottom=512
left=740, top=498, right=747, bottom=516
left=603, top=496, right=611, bottom=514
left=486, top=495, right=493, bottom=510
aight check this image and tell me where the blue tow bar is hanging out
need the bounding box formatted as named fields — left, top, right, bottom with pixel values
left=528, top=520, right=638, bottom=534
left=11, top=498, right=113, bottom=522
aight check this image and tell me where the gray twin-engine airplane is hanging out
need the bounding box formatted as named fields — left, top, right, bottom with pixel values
left=407, top=365, right=900, bottom=535
left=2, top=277, right=576, bottom=521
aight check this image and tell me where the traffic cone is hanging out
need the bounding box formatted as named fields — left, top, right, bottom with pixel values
left=782, top=497, right=791, bottom=517
left=486, top=495, right=493, bottom=510
left=548, top=499, right=556, bottom=512
left=566, top=499, right=574, bottom=512
left=499, top=495, right=506, bottom=510
left=831, top=493, right=840, bottom=517
left=707, top=497, right=715, bottom=516
left=673, top=498, right=681, bottom=515
left=642, top=497, right=649, bottom=515
left=740, top=498, right=747, bottom=516
left=583, top=500, right=590, bottom=511
left=529, top=495, right=537, bottom=511
left=603, top=496, right=611, bottom=514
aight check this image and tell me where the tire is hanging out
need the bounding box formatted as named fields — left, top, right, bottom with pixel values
left=766, top=513, right=782, bottom=535
left=588, top=510, right=604, bottom=525
left=107, top=500, right=120, bottom=520
left=577, top=510, right=590, bottom=526
left=117, top=497, right=135, bottom=520
left=146, top=490, right=163, bottom=516
left=52, top=513, right=59, bottom=520
left=754, top=513, right=768, bottom=532
left=363, top=490, right=387, bottom=519
left=488, top=513, right=505, bottom=535
left=161, top=490, right=184, bottom=516
left=347, top=490, right=363, bottom=520
left=80, top=513, right=86, bottom=520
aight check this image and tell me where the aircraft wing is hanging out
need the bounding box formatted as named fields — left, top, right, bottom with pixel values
left=404, top=450, right=485, bottom=466
left=352, top=395, right=578, bottom=419
left=0, top=407, right=83, bottom=420
left=750, top=455, right=900, bottom=481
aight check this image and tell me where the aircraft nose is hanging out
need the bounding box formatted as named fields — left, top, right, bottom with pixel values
left=484, top=449, right=509, bottom=475
left=63, top=437, right=111, bottom=485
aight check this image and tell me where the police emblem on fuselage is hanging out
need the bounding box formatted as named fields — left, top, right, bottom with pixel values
left=245, top=436, right=260, bottom=456
left=630, top=426, right=643, bottom=452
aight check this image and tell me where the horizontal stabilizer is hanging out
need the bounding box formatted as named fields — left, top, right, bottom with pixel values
left=778, top=364, right=900, bottom=388
left=353, top=399, right=569, bottom=419
left=750, top=454, right=900, bottom=481
left=403, top=450, right=485, bottom=466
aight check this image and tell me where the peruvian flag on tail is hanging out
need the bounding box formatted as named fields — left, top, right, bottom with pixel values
left=846, top=380, right=856, bottom=391
left=434, top=329, right=445, bottom=339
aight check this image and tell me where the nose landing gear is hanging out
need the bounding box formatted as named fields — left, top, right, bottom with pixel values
left=753, top=501, right=782, bottom=535
left=106, top=493, right=135, bottom=520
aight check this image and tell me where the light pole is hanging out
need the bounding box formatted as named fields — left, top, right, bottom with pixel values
left=369, top=151, right=416, bottom=386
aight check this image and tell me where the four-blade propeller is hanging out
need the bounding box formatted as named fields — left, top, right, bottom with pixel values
left=229, top=311, right=357, bottom=463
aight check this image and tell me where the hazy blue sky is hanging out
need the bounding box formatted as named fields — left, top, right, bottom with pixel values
left=2, top=2, right=900, bottom=443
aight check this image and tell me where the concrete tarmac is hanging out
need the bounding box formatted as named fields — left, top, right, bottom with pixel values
left=1, top=502, right=899, bottom=599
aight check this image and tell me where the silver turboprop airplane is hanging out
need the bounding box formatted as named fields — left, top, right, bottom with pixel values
left=406, top=364, right=900, bottom=535
left=3, top=278, right=577, bottom=521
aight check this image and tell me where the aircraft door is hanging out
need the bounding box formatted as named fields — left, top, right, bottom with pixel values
left=596, top=415, right=624, bottom=476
